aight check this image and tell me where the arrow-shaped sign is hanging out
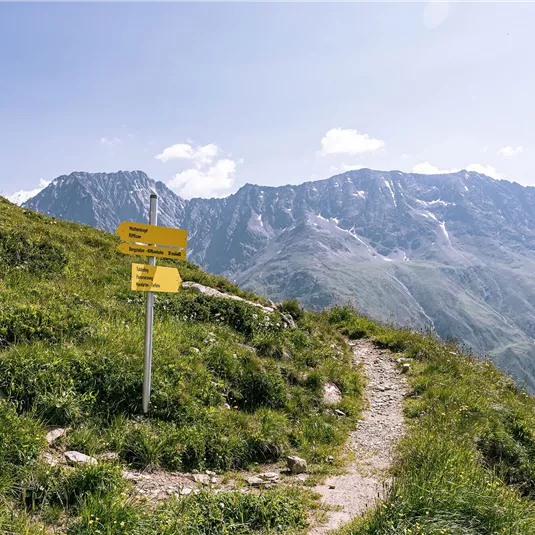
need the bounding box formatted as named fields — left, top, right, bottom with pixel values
left=117, top=242, right=186, bottom=260
left=131, top=263, right=182, bottom=293
left=117, top=222, right=188, bottom=249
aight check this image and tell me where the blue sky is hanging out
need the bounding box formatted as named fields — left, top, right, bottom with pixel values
left=1, top=1, right=534, bottom=201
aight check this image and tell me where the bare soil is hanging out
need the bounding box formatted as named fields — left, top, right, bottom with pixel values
left=309, top=339, right=408, bottom=534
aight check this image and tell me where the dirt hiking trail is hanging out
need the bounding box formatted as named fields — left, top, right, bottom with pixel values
left=59, top=338, right=408, bottom=530
left=310, top=339, right=408, bottom=534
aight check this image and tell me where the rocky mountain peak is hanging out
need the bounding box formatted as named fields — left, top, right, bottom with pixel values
left=21, top=168, right=535, bottom=391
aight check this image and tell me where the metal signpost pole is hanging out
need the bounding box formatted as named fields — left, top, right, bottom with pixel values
left=142, top=193, right=158, bottom=414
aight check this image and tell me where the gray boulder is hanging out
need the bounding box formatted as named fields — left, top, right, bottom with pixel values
left=286, top=455, right=307, bottom=474
left=65, top=451, right=97, bottom=465
left=323, top=383, right=342, bottom=405
left=45, top=428, right=67, bottom=445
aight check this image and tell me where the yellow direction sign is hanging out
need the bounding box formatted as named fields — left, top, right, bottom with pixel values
left=117, top=222, right=188, bottom=249
left=131, top=263, right=182, bottom=293
left=117, top=242, right=186, bottom=260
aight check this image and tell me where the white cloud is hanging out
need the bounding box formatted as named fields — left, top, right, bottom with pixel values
left=319, top=128, right=385, bottom=156
left=155, top=142, right=219, bottom=167
left=413, top=162, right=459, bottom=174
left=412, top=161, right=504, bottom=180
left=100, top=136, right=122, bottom=148
left=497, top=145, right=523, bottom=158
left=330, top=163, right=367, bottom=174
left=157, top=143, right=194, bottom=161
left=423, top=1, right=450, bottom=29
left=167, top=158, right=237, bottom=199
left=466, top=163, right=503, bottom=180
left=8, top=179, right=51, bottom=205
left=195, top=144, right=220, bottom=166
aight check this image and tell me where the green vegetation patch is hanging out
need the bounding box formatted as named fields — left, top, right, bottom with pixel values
left=19, top=463, right=126, bottom=511
left=68, top=488, right=311, bottom=535
left=329, top=306, right=535, bottom=535
left=0, top=303, right=89, bottom=348
left=158, top=291, right=276, bottom=338
left=0, top=399, right=45, bottom=476
left=0, top=226, right=68, bottom=276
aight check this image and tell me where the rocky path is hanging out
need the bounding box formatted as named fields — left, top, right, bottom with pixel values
left=42, top=338, right=408, bottom=531
left=309, top=339, right=408, bottom=534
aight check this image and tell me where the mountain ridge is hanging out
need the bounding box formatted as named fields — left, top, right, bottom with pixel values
left=23, top=168, right=535, bottom=390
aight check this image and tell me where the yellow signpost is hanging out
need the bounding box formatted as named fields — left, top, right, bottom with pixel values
left=116, top=221, right=188, bottom=249
left=117, top=242, right=186, bottom=260
left=131, top=263, right=182, bottom=293
left=116, top=196, right=189, bottom=414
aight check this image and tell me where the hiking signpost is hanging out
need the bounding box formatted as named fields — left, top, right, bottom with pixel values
left=116, top=194, right=188, bottom=414
left=117, top=243, right=186, bottom=260
left=116, top=221, right=188, bottom=250
left=131, top=263, right=182, bottom=292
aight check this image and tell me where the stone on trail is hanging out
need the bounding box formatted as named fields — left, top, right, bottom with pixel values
left=45, top=428, right=67, bottom=445
left=123, top=470, right=150, bottom=481
left=65, top=451, right=97, bottom=465
left=246, top=476, right=265, bottom=487
left=259, top=471, right=279, bottom=481
left=323, top=382, right=343, bottom=405
left=286, top=455, right=307, bottom=474
left=191, top=474, right=211, bottom=485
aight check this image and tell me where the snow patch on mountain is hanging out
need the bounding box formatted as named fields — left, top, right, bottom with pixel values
left=383, top=178, right=397, bottom=206
left=416, top=199, right=454, bottom=208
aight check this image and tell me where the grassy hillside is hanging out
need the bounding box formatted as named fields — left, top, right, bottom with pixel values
left=3, top=196, right=535, bottom=535
left=0, top=197, right=363, bottom=534
left=328, top=308, right=535, bottom=535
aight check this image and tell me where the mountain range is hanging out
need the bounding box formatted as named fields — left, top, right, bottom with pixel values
left=23, top=169, right=535, bottom=390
